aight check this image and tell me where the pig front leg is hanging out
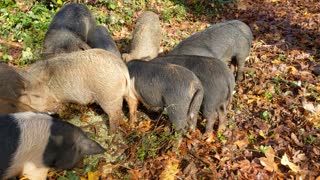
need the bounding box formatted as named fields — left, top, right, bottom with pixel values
left=22, top=162, right=48, bottom=180
left=235, top=55, right=247, bottom=81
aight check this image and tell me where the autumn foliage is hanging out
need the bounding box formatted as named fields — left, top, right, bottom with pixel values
left=1, top=0, right=319, bottom=179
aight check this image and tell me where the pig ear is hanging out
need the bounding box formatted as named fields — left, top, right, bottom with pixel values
left=79, top=137, right=106, bottom=155
left=17, top=70, right=43, bottom=89
left=122, top=53, right=130, bottom=62
left=79, top=42, right=91, bottom=51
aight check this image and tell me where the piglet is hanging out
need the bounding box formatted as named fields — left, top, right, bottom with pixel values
left=0, top=112, right=105, bottom=180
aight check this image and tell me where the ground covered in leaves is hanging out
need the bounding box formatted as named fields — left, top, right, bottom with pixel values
left=0, top=0, right=319, bottom=179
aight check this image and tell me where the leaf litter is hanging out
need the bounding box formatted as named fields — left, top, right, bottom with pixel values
left=1, top=0, right=319, bottom=179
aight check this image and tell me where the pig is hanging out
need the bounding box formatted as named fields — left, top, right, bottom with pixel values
left=126, top=60, right=204, bottom=131
left=168, top=20, right=253, bottom=81
left=87, top=25, right=121, bottom=58
left=0, top=97, right=36, bottom=114
left=42, top=3, right=96, bottom=57
left=0, top=112, right=105, bottom=180
left=122, top=11, right=161, bottom=62
left=151, top=55, right=235, bottom=133
left=19, top=49, right=131, bottom=133
left=0, top=63, right=24, bottom=100
left=0, top=64, right=38, bottom=113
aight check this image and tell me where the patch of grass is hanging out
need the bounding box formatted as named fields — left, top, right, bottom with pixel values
left=136, top=129, right=177, bottom=160
left=217, top=131, right=227, bottom=143
left=248, top=134, right=257, bottom=144
left=264, top=91, right=273, bottom=101
left=0, top=1, right=54, bottom=64
left=303, top=134, right=316, bottom=145
left=259, top=145, right=269, bottom=154
left=261, top=110, right=271, bottom=121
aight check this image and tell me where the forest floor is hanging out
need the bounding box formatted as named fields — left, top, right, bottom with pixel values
left=0, top=0, right=319, bottom=179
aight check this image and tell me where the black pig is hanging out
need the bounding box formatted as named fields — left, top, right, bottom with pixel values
left=169, top=20, right=253, bottom=81
left=152, top=55, right=235, bottom=133
left=42, top=3, right=96, bottom=57
left=126, top=60, right=204, bottom=131
left=87, top=25, right=121, bottom=58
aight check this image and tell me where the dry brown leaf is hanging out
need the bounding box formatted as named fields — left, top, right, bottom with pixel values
left=291, top=133, right=303, bottom=147
left=234, top=138, right=249, bottom=150
left=183, top=161, right=197, bottom=180
left=159, top=158, right=180, bottom=180
left=281, top=153, right=300, bottom=173
left=259, top=147, right=278, bottom=172
left=137, top=120, right=152, bottom=133
left=127, top=169, right=140, bottom=180
left=292, top=150, right=306, bottom=164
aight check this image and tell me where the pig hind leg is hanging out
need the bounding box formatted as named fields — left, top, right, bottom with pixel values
left=217, top=102, right=229, bottom=132
left=126, top=96, right=139, bottom=125
left=203, top=107, right=218, bottom=135
left=98, top=98, right=123, bottom=133
left=186, top=89, right=203, bottom=131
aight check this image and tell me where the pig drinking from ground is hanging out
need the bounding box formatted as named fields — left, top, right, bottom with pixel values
left=87, top=25, right=121, bottom=58
left=19, top=49, right=131, bottom=133
left=152, top=55, right=235, bottom=133
left=42, top=3, right=96, bottom=57
left=0, top=112, right=105, bottom=180
left=169, top=20, right=253, bottom=81
left=122, top=11, right=161, bottom=62
left=127, top=60, right=204, bottom=131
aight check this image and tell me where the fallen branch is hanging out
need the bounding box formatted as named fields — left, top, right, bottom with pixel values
left=0, top=38, right=23, bottom=49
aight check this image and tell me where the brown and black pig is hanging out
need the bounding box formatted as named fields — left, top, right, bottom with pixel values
left=0, top=112, right=105, bottom=180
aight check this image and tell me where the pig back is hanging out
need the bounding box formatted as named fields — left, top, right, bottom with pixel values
left=125, top=11, right=161, bottom=61
left=127, top=60, right=202, bottom=108
left=46, top=3, right=96, bottom=42
left=26, top=49, right=130, bottom=104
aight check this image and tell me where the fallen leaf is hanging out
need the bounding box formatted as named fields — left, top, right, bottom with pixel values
left=291, top=133, right=303, bottom=147
left=259, top=147, right=278, bottom=172
left=234, top=138, right=249, bottom=150
left=88, top=171, right=100, bottom=180
left=159, top=158, right=180, bottom=180
left=281, top=153, right=300, bottom=173
left=183, top=161, right=197, bottom=179
left=287, top=66, right=298, bottom=74
left=292, top=150, right=306, bottom=164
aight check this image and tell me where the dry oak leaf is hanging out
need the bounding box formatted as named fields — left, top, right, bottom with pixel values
left=280, top=153, right=300, bottom=173
left=234, top=138, right=249, bottom=150
left=159, top=158, right=180, bottom=180
left=259, top=147, right=278, bottom=172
